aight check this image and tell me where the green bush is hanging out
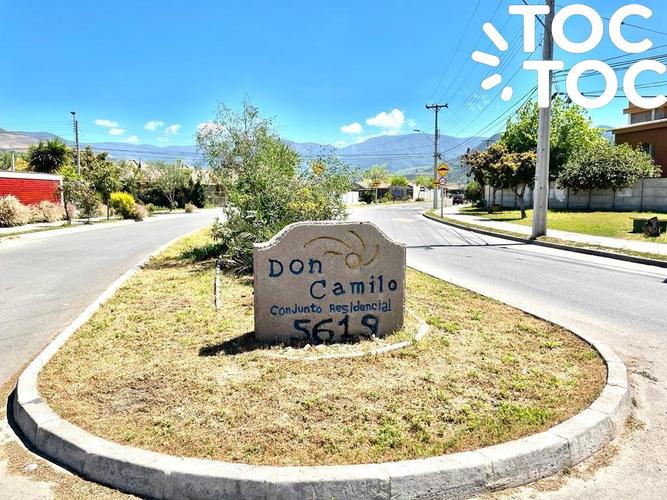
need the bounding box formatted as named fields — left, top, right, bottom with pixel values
left=380, top=192, right=393, bottom=203
left=198, top=102, right=355, bottom=274
left=0, top=195, right=32, bottom=227
left=464, top=181, right=483, bottom=203
left=109, top=192, right=136, bottom=219
left=33, top=201, right=65, bottom=223
left=145, top=203, right=157, bottom=215
left=359, top=191, right=374, bottom=204
left=184, top=202, right=196, bottom=213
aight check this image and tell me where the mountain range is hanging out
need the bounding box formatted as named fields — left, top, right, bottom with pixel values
left=0, top=128, right=494, bottom=182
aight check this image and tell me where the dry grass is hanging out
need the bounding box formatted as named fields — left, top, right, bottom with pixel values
left=0, top=375, right=133, bottom=499
left=39, top=229, right=605, bottom=466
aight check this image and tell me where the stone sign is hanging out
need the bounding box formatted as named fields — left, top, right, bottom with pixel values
left=253, top=221, right=406, bottom=344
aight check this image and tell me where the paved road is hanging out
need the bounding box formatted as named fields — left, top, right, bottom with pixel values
left=0, top=211, right=220, bottom=385
left=351, top=203, right=667, bottom=499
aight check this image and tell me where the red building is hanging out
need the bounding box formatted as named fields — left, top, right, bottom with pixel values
left=0, top=171, right=63, bottom=205
left=613, top=102, right=667, bottom=177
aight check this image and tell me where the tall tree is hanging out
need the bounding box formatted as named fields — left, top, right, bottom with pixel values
left=80, top=147, right=121, bottom=219
left=502, top=97, right=605, bottom=180
left=364, top=164, right=390, bottom=203
left=27, top=138, right=71, bottom=173
left=148, top=160, right=191, bottom=210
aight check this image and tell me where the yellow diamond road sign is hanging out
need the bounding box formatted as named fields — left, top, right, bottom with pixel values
left=438, top=164, right=450, bottom=177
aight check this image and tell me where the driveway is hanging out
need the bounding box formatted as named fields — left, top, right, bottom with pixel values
left=0, top=211, right=220, bottom=385
left=351, top=203, right=667, bottom=499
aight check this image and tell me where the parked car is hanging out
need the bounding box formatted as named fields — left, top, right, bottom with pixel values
left=452, top=194, right=465, bottom=205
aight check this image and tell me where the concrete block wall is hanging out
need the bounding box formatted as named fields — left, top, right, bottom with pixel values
left=484, top=178, right=667, bottom=212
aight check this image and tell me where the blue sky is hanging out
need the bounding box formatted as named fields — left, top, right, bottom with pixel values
left=1, top=0, right=666, bottom=149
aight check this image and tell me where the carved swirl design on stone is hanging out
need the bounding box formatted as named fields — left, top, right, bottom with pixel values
left=303, top=229, right=380, bottom=269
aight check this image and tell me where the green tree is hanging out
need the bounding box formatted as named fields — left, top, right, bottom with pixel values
left=501, top=97, right=605, bottom=180
left=148, top=160, right=191, bottom=210
left=80, top=147, right=121, bottom=219
left=364, top=164, right=390, bottom=203
left=197, top=101, right=354, bottom=273
left=58, top=165, right=99, bottom=223
left=464, top=181, right=483, bottom=203
left=27, top=138, right=72, bottom=173
left=463, top=148, right=503, bottom=211
left=557, top=142, right=660, bottom=207
left=462, top=144, right=536, bottom=217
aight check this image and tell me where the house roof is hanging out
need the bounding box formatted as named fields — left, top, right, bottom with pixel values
left=612, top=118, right=667, bottom=134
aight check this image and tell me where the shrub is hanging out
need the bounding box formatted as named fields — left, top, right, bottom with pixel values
left=184, top=203, right=196, bottom=213
left=198, top=102, right=355, bottom=274
left=109, top=192, right=136, bottom=219
left=464, top=181, right=483, bottom=203
left=145, top=203, right=157, bottom=215
left=359, top=191, right=374, bottom=204
left=380, top=192, right=393, bottom=204
left=33, top=201, right=65, bottom=223
left=0, top=195, right=32, bottom=227
left=132, top=203, right=149, bottom=221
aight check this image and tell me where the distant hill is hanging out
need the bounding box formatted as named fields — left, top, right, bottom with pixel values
left=0, top=127, right=488, bottom=178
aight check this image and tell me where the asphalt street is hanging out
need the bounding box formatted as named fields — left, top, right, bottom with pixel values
left=351, top=203, right=667, bottom=499
left=0, top=211, right=220, bottom=385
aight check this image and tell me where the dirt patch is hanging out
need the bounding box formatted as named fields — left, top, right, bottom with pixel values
left=38, top=230, right=606, bottom=467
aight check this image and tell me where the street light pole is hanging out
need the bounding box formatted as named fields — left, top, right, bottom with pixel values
left=531, top=0, right=555, bottom=239
left=71, top=111, right=81, bottom=174
left=426, top=103, right=448, bottom=210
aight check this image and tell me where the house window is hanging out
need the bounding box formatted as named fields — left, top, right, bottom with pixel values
left=655, top=108, right=666, bottom=120
left=631, top=111, right=653, bottom=124
left=640, top=143, right=656, bottom=158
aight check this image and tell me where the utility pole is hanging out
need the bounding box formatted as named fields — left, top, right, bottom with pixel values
left=531, top=0, right=555, bottom=239
left=71, top=111, right=81, bottom=174
left=425, top=103, right=448, bottom=210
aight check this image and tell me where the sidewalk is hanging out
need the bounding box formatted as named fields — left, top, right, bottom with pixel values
left=0, top=217, right=111, bottom=237
left=441, top=206, right=667, bottom=257
left=0, top=209, right=223, bottom=243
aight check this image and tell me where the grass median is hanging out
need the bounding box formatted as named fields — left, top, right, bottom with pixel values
left=39, top=228, right=605, bottom=466
left=461, top=207, right=667, bottom=244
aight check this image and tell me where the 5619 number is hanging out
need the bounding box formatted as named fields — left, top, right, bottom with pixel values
left=293, top=314, right=379, bottom=344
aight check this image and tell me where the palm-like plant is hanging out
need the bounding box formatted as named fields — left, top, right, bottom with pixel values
left=27, top=138, right=71, bottom=173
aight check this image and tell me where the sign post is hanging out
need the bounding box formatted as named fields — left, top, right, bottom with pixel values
left=437, top=163, right=450, bottom=218
left=438, top=177, right=448, bottom=218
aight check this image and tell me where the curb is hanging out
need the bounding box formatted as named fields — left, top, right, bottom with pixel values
left=423, top=212, right=667, bottom=269
left=12, top=231, right=631, bottom=499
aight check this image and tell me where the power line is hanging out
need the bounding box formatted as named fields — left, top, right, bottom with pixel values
left=428, top=0, right=483, bottom=102
left=436, top=0, right=506, bottom=103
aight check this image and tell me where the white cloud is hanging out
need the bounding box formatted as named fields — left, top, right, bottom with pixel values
left=144, top=120, right=165, bottom=131
left=94, top=119, right=119, bottom=128
left=109, top=128, right=125, bottom=136
left=165, top=124, right=181, bottom=136
left=340, top=122, right=363, bottom=135
left=366, top=109, right=405, bottom=133
left=126, top=135, right=140, bottom=144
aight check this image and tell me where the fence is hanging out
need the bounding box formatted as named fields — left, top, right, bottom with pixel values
left=484, top=177, right=667, bottom=212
